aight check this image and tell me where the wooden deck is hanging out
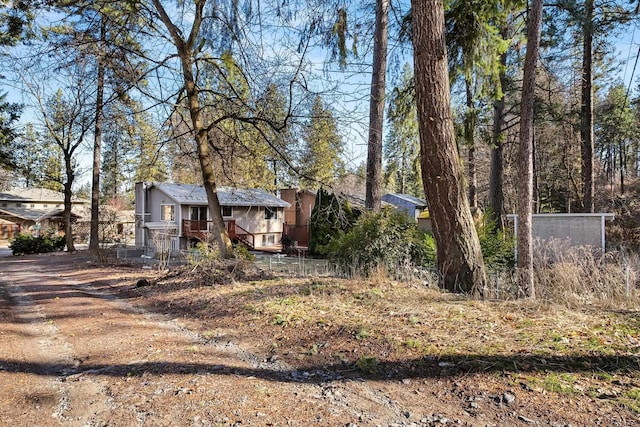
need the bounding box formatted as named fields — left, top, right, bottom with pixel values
left=182, top=219, right=274, bottom=251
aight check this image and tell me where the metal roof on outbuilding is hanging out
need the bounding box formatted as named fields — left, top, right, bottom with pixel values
left=382, top=193, right=428, bottom=208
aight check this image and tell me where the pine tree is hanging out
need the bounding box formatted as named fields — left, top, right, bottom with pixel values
left=412, top=0, right=488, bottom=294
left=365, top=0, right=389, bottom=211
left=300, top=95, right=345, bottom=189
left=517, top=0, right=544, bottom=299
left=384, top=64, right=421, bottom=197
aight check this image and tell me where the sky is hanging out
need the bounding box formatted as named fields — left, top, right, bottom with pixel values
left=4, top=1, right=640, bottom=192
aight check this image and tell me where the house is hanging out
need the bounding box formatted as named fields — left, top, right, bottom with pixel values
left=134, top=182, right=290, bottom=252
left=381, top=193, right=428, bottom=220
left=0, top=187, right=88, bottom=242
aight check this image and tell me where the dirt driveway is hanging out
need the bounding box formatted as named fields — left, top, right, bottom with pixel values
left=1, top=250, right=637, bottom=427
left=0, top=251, right=464, bottom=427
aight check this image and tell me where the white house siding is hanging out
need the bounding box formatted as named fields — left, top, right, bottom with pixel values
left=234, top=206, right=283, bottom=234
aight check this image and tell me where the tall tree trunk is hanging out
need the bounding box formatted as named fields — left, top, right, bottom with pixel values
left=365, top=0, right=388, bottom=211
left=152, top=0, right=233, bottom=257
left=464, top=77, right=477, bottom=208
left=633, top=139, right=639, bottom=177
left=63, top=155, right=76, bottom=252
left=411, top=0, right=488, bottom=294
left=620, top=140, right=625, bottom=195
left=488, top=43, right=508, bottom=230
left=400, top=152, right=406, bottom=194
left=517, top=0, right=544, bottom=299
left=182, top=61, right=233, bottom=258
left=581, top=0, right=594, bottom=212
left=89, top=20, right=105, bottom=252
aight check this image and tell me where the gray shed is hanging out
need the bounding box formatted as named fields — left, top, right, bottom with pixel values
left=381, top=193, right=428, bottom=220
left=507, top=213, right=615, bottom=256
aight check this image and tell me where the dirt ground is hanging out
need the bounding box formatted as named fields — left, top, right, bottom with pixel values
left=0, top=250, right=638, bottom=427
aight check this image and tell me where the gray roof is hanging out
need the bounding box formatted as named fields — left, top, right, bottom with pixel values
left=152, top=182, right=290, bottom=208
left=0, top=187, right=87, bottom=203
left=0, top=206, right=81, bottom=222
left=382, top=193, right=428, bottom=207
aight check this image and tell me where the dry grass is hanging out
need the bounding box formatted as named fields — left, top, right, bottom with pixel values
left=530, top=240, right=640, bottom=310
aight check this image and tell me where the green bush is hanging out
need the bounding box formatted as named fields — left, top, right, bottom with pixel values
left=9, top=232, right=66, bottom=255
left=476, top=212, right=515, bottom=270
left=309, top=188, right=360, bottom=257
left=328, top=208, right=432, bottom=276
left=326, top=208, right=514, bottom=277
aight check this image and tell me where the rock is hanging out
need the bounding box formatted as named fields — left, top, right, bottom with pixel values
left=502, top=392, right=516, bottom=404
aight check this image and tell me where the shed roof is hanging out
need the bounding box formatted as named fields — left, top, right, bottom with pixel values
left=382, top=193, right=428, bottom=208
left=151, top=182, right=290, bottom=208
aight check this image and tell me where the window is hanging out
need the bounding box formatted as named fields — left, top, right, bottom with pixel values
left=222, top=205, right=233, bottom=217
left=264, top=207, right=277, bottom=220
left=160, top=204, right=175, bottom=221
left=190, top=206, right=207, bottom=221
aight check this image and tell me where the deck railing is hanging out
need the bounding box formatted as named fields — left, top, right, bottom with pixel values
left=182, top=219, right=256, bottom=249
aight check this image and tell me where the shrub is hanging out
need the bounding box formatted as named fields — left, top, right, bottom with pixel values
left=328, top=208, right=432, bottom=277
left=476, top=212, right=515, bottom=270
left=9, top=232, right=66, bottom=255
left=309, top=188, right=360, bottom=257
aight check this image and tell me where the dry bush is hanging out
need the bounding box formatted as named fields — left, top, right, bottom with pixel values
left=530, top=239, right=639, bottom=309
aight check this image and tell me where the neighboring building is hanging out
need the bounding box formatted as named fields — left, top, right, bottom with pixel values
left=381, top=193, right=428, bottom=220
left=0, top=188, right=88, bottom=242
left=280, top=188, right=317, bottom=248
left=134, top=182, right=290, bottom=253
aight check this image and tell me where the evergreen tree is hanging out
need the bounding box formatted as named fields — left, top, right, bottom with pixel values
left=300, top=95, right=345, bottom=189
left=517, top=0, right=544, bottom=298
left=13, top=122, right=62, bottom=190
left=45, top=0, right=147, bottom=250
left=596, top=83, right=637, bottom=194
left=309, top=187, right=360, bottom=256
left=446, top=0, right=516, bottom=208
left=0, top=93, right=21, bottom=170
left=131, top=110, right=168, bottom=186
left=412, top=0, right=488, bottom=294
left=384, top=63, right=421, bottom=197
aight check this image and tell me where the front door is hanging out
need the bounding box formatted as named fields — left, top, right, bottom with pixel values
left=190, top=206, right=208, bottom=231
